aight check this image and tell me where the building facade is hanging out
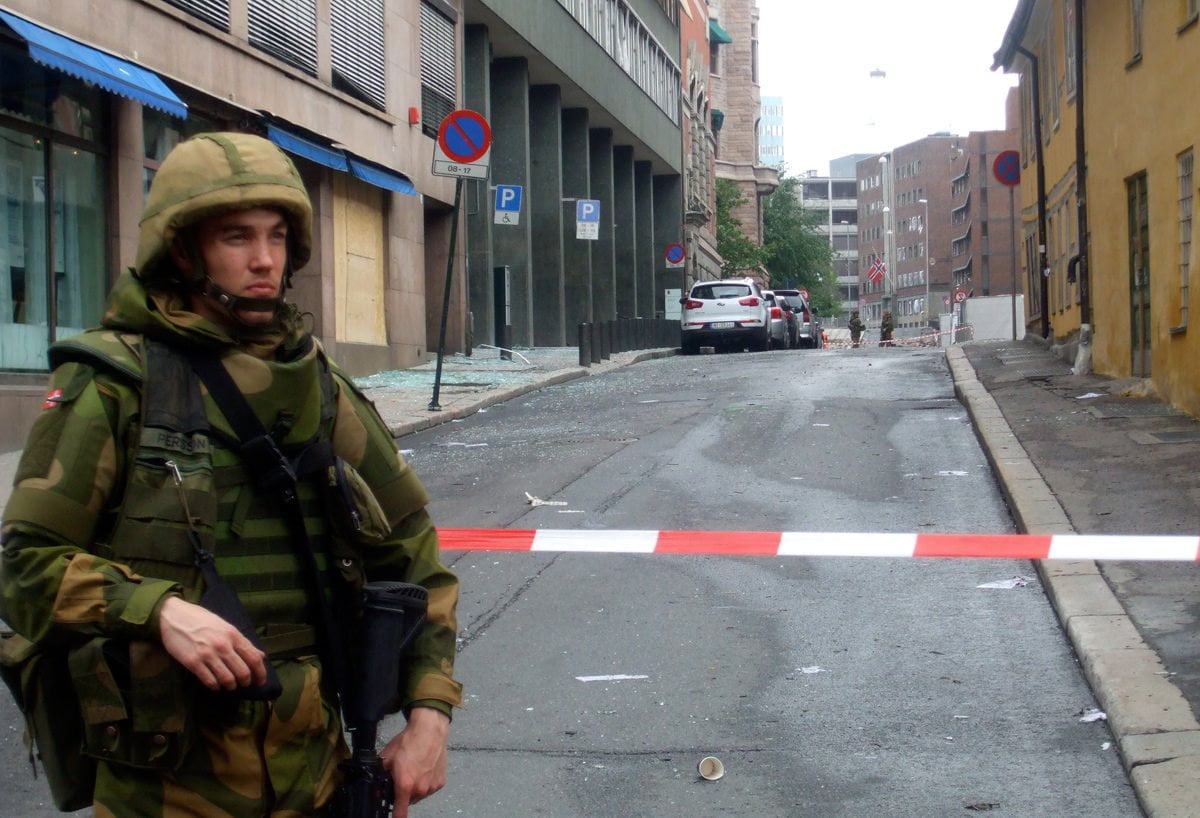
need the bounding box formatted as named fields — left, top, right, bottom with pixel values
left=709, top=0, right=777, bottom=272
left=680, top=0, right=722, bottom=290
left=996, top=1, right=1200, bottom=417
left=0, top=0, right=464, bottom=451
left=799, top=168, right=858, bottom=319
left=461, top=0, right=684, bottom=345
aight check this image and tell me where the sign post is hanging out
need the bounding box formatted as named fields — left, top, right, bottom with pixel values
left=430, top=110, right=492, bottom=410
left=993, top=149, right=1021, bottom=341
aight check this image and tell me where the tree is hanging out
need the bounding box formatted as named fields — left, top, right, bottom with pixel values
left=762, top=174, right=840, bottom=316
left=715, top=178, right=764, bottom=277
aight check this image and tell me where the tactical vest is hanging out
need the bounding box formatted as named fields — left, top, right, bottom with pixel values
left=50, top=332, right=372, bottom=658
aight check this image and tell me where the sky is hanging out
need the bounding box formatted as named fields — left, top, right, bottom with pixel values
left=755, top=0, right=1022, bottom=177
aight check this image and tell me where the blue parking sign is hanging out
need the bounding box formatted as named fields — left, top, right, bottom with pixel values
left=494, top=184, right=523, bottom=225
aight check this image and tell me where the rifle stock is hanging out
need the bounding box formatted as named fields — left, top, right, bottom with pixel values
left=331, top=581, right=428, bottom=818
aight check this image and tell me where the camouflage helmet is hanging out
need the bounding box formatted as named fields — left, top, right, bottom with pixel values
left=135, top=132, right=313, bottom=282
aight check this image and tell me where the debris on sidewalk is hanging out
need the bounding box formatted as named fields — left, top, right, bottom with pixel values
left=1074, top=392, right=1105, bottom=400
left=1079, top=708, right=1108, bottom=723
left=976, top=575, right=1035, bottom=589
left=525, top=491, right=568, bottom=507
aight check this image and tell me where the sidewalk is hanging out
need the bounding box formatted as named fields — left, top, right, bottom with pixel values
left=950, top=338, right=1200, bottom=817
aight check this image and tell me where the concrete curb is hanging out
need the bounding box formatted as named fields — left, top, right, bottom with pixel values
left=385, top=348, right=676, bottom=439
left=946, top=346, right=1200, bottom=817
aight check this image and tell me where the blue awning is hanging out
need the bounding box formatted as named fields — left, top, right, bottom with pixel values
left=264, top=117, right=418, bottom=197
left=348, top=157, right=416, bottom=196
left=0, top=10, right=187, bottom=119
left=709, top=19, right=733, bottom=44
left=265, top=123, right=349, bottom=172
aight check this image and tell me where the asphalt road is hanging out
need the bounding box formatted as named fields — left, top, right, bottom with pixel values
left=403, top=348, right=1141, bottom=817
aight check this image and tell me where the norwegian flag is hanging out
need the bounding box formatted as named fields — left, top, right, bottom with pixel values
left=867, top=257, right=886, bottom=283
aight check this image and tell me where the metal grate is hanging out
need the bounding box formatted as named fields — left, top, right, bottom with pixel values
left=331, top=0, right=386, bottom=109
left=248, top=0, right=317, bottom=76
left=163, top=0, right=230, bottom=30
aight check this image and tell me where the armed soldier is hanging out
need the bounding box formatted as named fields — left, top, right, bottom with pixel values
left=0, top=133, right=461, bottom=816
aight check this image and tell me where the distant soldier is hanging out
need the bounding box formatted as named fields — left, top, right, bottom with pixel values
left=0, top=133, right=461, bottom=816
left=880, top=310, right=895, bottom=347
left=849, top=310, right=865, bottom=348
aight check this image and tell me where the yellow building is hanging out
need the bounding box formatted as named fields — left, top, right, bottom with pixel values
left=995, top=0, right=1200, bottom=417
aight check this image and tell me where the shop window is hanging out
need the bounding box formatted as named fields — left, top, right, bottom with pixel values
left=142, top=107, right=222, bottom=196
left=0, top=130, right=107, bottom=370
left=0, top=41, right=107, bottom=371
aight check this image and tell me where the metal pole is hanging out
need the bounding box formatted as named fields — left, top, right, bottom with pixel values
left=1009, top=184, right=1018, bottom=340
left=920, top=198, right=929, bottom=331
left=429, top=176, right=464, bottom=411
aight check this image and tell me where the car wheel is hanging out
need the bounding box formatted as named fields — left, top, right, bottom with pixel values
left=681, top=337, right=699, bottom=355
left=751, top=330, right=769, bottom=352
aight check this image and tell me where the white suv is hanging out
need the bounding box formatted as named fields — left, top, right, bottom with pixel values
left=680, top=278, right=770, bottom=354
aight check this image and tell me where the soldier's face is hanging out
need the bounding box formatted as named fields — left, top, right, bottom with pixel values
left=178, top=207, right=289, bottom=327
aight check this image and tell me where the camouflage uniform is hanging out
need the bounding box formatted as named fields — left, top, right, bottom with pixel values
left=0, top=133, right=461, bottom=816
left=848, top=311, right=865, bottom=347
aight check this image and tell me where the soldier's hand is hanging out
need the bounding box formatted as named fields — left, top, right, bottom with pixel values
left=380, top=707, right=451, bottom=817
left=158, top=596, right=268, bottom=691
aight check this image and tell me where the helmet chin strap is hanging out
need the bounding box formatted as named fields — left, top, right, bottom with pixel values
left=199, top=276, right=286, bottom=318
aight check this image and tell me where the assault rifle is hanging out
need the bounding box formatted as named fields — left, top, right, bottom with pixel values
left=331, top=581, right=428, bottom=818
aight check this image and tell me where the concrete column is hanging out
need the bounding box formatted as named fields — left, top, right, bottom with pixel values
left=561, top=108, right=591, bottom=326
left=529, top=85, right=565, bottom=345
left=589, top=128, right=615, bottom=322
left=612, top=146, right=636, bottom=319
left=490, top=57, right=533, bottom=346
left=634, top=160, right=655, bottom=318
left=653, top=173, right=684, bottom=316
left=463, top=25, right=494, bottom=349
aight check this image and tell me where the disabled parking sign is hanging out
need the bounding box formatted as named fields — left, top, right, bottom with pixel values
left=494, top=184, right=522, bottom=225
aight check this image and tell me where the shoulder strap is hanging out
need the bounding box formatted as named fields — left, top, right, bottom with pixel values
left=183, top=347, right=353, bottom=713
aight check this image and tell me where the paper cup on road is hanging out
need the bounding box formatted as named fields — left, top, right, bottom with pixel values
left=697, top=756, right=725, bottom=781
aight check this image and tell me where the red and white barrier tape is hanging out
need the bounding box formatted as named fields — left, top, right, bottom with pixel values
left=439, top=528, right=1200, bottom=561
left=824, top=324, right=973, bottom=349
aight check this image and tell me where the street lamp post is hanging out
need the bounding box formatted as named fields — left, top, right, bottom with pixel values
left=919, top=197, right=930, bottom=332
left=878, top=154, right=892, bottom=323
left=840, top=219, right=851, bottom=316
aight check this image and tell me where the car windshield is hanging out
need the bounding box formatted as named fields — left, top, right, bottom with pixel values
left=779, top=295, right=807, bottom=310
left=693, top=284, right=751, bottom=300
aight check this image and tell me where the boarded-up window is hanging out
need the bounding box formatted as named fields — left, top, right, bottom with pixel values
left=419, top=1, right=457, bottom=137
left=248, top=0, right=317, bottom=76
left=331, top=0, right=386, bottom=110
left=163, top=0, right=230, bottom=30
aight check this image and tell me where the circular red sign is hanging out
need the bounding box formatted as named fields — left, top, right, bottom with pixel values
left=992, top=150, right=1021, bottom=186
left=664, top=243, right=685, bottom=263
left=437, top=110, right=492, bottom=164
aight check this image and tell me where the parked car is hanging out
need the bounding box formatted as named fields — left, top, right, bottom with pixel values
left=773, top=289, right=820, bottom=349
left=680, top=278, right=770, bottom=354
left=761, top=290, right=793, bottom=350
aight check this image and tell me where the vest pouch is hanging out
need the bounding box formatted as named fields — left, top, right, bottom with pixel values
left=325, top=457, right=391, bottom=544
left=69, top=638, right=196, bottom=772
left=0, top=631, right=96, bottom=811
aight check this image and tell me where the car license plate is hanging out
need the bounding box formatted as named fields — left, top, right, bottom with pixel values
left=711, top=321, right=735, bottom=329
